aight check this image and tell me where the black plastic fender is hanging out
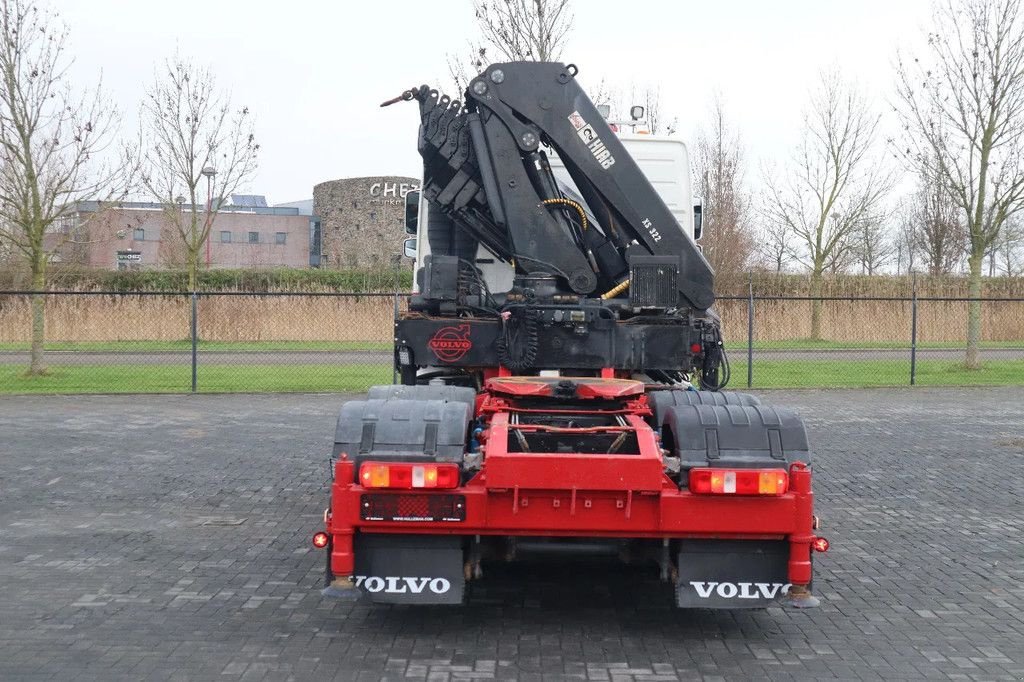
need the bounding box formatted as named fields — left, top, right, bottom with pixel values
left=649, top=389, right=761, bottom=428
left=366, top=383, right=476, bottom=406
left=333, top=396, right=471, bottom=468
left=660, top=400, right=810, bottom=471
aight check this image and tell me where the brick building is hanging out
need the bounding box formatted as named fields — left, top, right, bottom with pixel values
left=52, top=198, right=314, bottom=270
left=313, top=176, right=419, bottom=268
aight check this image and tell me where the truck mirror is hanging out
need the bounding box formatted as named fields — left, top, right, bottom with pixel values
left=404, top=190, right=420, bottom=235
left=403, top=237, right=417, bottom=259
left=693, top=199, right=704, bottom=241
left=630, top=105, right=645, bottom=121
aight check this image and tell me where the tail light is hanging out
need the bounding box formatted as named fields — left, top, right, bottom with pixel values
left=688, top=468, right=789, bottom=496
left=312, top=532, right=329, bottom=548
left=359, top=462, right=460, bottom=489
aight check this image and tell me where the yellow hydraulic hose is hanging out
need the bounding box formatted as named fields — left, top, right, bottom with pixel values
left=540, top=198, right=588, bottom=231
left=601, top=279, right=630, bottom=300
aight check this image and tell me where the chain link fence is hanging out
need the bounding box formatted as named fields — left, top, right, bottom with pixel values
left=719, top=294, right=1024, bottom=388
left=0, top=290, right=1021, bottom=393
left=0, top=291, right=397, bottom=394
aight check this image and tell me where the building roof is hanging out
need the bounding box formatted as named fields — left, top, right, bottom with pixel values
left=273, top=199, right=314, bottom=215
left=70, top=200, right=306, bottom=217
left=228, top=194, right=268, bottom=208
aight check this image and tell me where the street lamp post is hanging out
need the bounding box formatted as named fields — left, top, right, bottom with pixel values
left=201, top=166, right=217, bottom=267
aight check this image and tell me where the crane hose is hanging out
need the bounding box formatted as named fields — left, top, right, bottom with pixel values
left=497, top=309, right=539, bottom=370
left=600, top=279, right=630, bottom=300
left=540, top=198, right=588, bottom=231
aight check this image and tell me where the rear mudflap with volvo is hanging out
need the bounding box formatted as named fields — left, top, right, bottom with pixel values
left=676, top=540, right=802, bottom=608
left=327, top=535, right=806, bottom=608
left=351, top=534, right=465, bottom=605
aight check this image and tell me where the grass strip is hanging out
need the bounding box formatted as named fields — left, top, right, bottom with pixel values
left=731, top=359, right=1024, bottom=388
left=0, top=364, right=393, bottom=394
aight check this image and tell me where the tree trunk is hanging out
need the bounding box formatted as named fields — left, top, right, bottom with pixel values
left=965, top=251, right=983, bottom=370
left=188, top=250, right=198, bottom=292
left=809, top=269, right=823, bottom=340
left=28, top=254, right=47, bottom=376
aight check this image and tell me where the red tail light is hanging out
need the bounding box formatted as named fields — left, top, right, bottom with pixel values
left=312, top=532, right=329, bottom=549
left=359, top=462, right=460, bottom=489
left=688, top=468, right=789, bottom=496
left=812, top=536, right=830, bottom=552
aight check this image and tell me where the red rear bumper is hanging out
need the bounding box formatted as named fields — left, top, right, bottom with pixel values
left=325, top=458, right=819, bottom=588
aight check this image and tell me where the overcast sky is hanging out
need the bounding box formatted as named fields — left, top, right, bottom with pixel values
left=59, top=0, right=934, bottom=204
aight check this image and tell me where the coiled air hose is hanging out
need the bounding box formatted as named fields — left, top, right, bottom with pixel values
left=497, top=309, right=539, bottom=370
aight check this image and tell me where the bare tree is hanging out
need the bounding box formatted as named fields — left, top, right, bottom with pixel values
left=981, top=214, right=1024, bottom=274
left=853, top=217, right=894, bottom=275
left=694, top=99, right=753, bottom=276
left=586, top=80, right=669, bottom=133
left=896, top=0, right=1024, bottom=368
left=756, top=219, right=794, bottom=273
left=139, top=56, right=258, bottom=291
left=449, top=0, right=573, bottom=92
left=995, top=215, right=1024, bottom=274
left=447, top=43, right=488, bottom=94
left=763, top=73, right=893, bottom=337
left=0, top=224, right=11, bottom=263
left=626, top=84, right=670, bottom=134
left=894, top=199, right=921, bottom=275
left=911, top=170, right=965, bottom=275
left=474, top=0, right=572, bottom=61
left=0, top=0, right=129, bottom=375
left=641, top=86, right=662, bottom=134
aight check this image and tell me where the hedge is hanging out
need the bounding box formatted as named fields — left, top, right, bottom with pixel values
left=0, top=264, right=1021, bottom=298
left=0, top=266, right=414, bottom=293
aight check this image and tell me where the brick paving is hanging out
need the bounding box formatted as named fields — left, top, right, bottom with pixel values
left=0, top=388, right=1022, bottom=681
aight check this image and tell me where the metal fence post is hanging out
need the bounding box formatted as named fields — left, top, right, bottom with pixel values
left=392, top=292, right=400, bottom=385
left=747, top=274, right=754, bottom=389
left=910, top=273, right=918, bottom=386
left=190, top=292, right=198, bottom=393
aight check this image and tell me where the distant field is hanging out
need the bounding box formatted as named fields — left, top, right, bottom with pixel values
left=1, top=359, right=1021, bottom=393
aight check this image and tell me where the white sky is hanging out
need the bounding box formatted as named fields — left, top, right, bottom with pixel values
left=59, top=0, right=934, bottom=204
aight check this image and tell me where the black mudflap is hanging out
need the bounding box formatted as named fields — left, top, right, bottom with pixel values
left=676, top=540, right=796, bottom=609
left=353, top=534, right=465, bottom=605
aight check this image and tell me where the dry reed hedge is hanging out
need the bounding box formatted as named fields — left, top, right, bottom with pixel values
left=716, top=298, right=1024, bottom=343
left=0, top=293, right=1020, bottom=344
left=716, top=273, right=1024, bottom=298
left=0, top=295, right=190, bottom=343
left=197, top=295, right=394, bottom=343
left=0, top=294, right=396, bottom=343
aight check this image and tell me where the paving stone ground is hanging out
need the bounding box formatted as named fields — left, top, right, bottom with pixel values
left=0, top=388, right=1022, bottom=681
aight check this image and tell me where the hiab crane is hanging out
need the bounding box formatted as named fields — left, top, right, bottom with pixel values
left=312, top=62, right=829, bottom=608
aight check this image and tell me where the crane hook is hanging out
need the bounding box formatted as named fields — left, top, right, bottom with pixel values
left=379, top=89, right=416, bottom=107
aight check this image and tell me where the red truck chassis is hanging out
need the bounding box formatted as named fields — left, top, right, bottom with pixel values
left=317, top=376, right=827, bottom=607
